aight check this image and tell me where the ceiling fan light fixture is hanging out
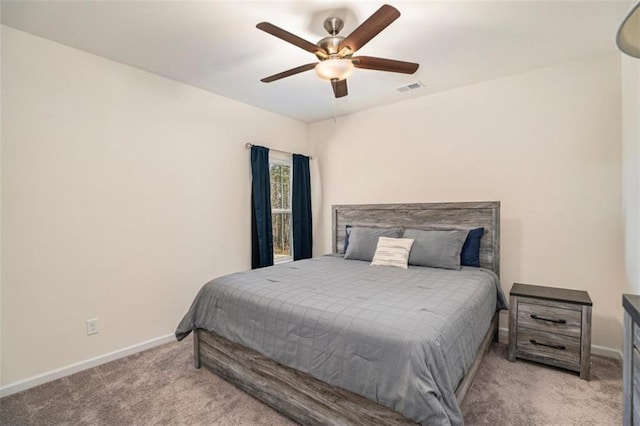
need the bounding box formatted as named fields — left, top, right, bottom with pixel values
left=315, top=58, right=354, bottom=81
left=617, top=1, right=640, bottom=58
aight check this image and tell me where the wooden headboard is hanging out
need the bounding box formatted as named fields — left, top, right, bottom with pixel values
left=332, top=201, right=500, bottom=276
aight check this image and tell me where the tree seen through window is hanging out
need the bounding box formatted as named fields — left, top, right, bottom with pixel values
left=270, top=161, right=292, bottom=262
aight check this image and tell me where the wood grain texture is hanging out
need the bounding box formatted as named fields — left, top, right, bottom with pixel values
left=624, top=295, right=640, bottom=329
left=508, top=294, right=518, bottom=362
left=624, top=312, right=632, bottom=425
left=633, top=346, right=640, bottom=425
left=509, top=285, right=592, bottom=379
left=516, top=328, right=581, bottom=366
left=634, top=379, right=640, bottom=426
left=513, top=296, right=583, bottom=312
left=198, top=328, right=415, bottom=425
left=331, top=201, right=500, bottom=276
left=510, top=283, right=592, bottom=306
left=623, top=295, right=640, bottom=424
left=517, top=303, right=582, bottom=338
left=195, top=313, right=498, bottom=426
left=580, top=305, right=592, bottom=380
left=193, top=330, right=201, bottom=369
left=514, top=351, right=581, bottom=373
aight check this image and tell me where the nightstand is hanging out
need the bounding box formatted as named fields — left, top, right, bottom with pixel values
left=507, top=283, right=592, bottom=380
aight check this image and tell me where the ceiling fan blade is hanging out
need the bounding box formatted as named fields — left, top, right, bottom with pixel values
left=331, top=79, right=348, bottom=98
left=257, top=22, right=327, bottom=56
left=260, top=62, right=318, bottom=83
left=261, top=63, right=318, bottom=83
left=352, top=56, right=419, bottom=74
left=338, top=5, right=400, bottom=54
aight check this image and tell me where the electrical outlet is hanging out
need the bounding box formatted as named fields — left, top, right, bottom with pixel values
left=86, top=318, right=99, bottom=336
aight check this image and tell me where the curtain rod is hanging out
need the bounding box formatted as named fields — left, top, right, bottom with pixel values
left=244, top=143, right=313, bottom=160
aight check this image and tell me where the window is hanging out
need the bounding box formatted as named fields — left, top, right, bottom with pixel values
left=270, top=155, right=292, bottom=263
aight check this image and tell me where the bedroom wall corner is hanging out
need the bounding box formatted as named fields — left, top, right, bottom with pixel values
left=0, top=26, right=309, bottom=389
left=309, top=53, right=625, bottom=353
left=622, top=54, right=640, bottom=295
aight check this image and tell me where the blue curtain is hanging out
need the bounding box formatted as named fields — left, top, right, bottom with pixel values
left=292, top=154, right=312, bottom=260
left=251, top=146, right=274, bottom=269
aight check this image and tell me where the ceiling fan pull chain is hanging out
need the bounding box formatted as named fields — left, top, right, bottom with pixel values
left=332, top=95, right=337, bottom=123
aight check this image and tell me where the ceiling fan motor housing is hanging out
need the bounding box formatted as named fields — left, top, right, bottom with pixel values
left=317, top=17, right=349, bottom=59
left=317, top=35, right=345, bottom=57
left=317, top=17, right=347, bottom=58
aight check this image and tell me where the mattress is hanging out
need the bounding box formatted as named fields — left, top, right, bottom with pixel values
left=176, top=254, right=507, bottom=425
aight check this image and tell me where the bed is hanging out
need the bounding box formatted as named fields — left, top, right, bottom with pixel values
left=176, top=201, right=505, bottom=425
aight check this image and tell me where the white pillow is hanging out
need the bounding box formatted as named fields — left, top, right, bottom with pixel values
left=370, top=237, right=415, bottom=269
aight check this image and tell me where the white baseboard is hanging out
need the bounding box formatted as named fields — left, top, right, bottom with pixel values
left=0, top=333, right=176, bottom=398
left=591, top=344, right=623, bottom=360
left=498, top=327, right=622, bottom=361
left=0, top=328, right=623, bottom=398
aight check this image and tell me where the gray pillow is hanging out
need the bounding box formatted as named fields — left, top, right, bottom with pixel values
left=403, top=229, right=470, bottom=270
left=344, top=227, right=403, bottom=261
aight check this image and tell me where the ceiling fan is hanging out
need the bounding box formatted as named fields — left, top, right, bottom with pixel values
left=257, top=4, right=419, bottom=98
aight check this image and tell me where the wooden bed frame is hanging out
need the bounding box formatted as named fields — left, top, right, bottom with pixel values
left=193, top=201, right=501, bottom=425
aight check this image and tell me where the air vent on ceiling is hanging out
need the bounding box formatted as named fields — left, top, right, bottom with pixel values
left=396, top=81, right=425, bottom=92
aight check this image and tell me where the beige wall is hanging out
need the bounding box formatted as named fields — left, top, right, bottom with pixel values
left=0, top=26, right=309, bottom=386
left=310, top=54, right=624, bottom=351
left=622, top=55, right=640, bottom=294
left=0, top=23, right=628, bottom=389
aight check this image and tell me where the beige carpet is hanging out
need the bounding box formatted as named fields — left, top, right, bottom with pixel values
left=460, top=344, right=622, bottom=425
left=0, top=341, right=621, bottom=425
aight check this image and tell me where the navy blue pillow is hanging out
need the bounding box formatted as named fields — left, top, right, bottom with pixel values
left=343, top=225, right=353, bottom=254
left=461, top=227, right=484, bottom=267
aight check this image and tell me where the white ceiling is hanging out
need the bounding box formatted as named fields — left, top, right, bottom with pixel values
left=1, top=1, right=632, bottom=123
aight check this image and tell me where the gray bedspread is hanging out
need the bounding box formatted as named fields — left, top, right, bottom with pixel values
left=176, top=254, right=507, bottom=425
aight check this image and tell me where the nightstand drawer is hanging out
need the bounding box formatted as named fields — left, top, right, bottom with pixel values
left=518, top=302, right=581, bottom=338
left=517, top=328, right=580, bottom=365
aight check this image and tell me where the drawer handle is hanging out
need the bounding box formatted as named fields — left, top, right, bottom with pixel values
left=529, top=339, right=566, bottom=350
left=530, top=314, right=566, bottom=324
